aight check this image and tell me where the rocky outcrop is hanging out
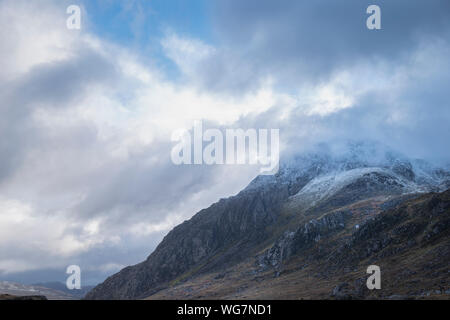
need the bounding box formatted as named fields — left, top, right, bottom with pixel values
left=257, top=209, right=352, bottom=272
left=332, top=190, right=450, bottom=267
left=256, top=231, right=295, bottom=274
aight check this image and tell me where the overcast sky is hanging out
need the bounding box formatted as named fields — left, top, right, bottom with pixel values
left=0, top=0, right=449, bottom=285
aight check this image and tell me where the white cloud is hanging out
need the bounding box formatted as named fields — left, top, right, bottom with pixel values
left=0, top=0, right=280, bottom=275
left=0, top=0, right=76, bottom=82
left=1, top=0, right=449, bottom=281
left=162, top=32, right=216, bottom=77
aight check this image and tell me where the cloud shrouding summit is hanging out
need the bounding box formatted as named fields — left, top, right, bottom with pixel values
left=0, top=0, right=449, bottom=284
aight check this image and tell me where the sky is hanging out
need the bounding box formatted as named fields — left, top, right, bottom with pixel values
left=0, top=0, right=449, bottom=285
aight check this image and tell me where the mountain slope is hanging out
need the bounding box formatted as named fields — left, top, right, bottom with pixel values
left=147, top=189, right=450, bottom=300
left=86, top=145, right=450, bottom=300
left=0, top=281, right=75, bottom=300
left=86, top=180, right=295, bottom=299
left=32, top=282, right=94, bottom=299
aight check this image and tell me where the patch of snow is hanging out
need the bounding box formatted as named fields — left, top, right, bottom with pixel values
left=287, top=167, right=426, bottom=211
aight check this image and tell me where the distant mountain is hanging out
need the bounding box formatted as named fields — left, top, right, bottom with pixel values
left=32, top=282, right=94, bottom=299
left=0, top=281, right=74, bottom=300
left=0, top=281, right=94, bottom=300
left=86, top=142, right=450, bottom=300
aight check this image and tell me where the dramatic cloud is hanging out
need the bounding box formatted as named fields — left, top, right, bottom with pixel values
left=209, top=0, right=450, bottom=89
left=0, top=0, right=264, bottom=282
left=0, top=0, right=449, bottom=284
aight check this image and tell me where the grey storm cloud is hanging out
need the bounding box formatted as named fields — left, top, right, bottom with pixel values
left=199, top=0, right=450, bottom=92
left=241, top=56, right=450, bottom=167
left=190, top=0, right=450, bottom=164
left=0, top=45, right=243, bottom=221
left=0, top=47, right=118, bottom=182
left=73, top=147, right=223, bottom=222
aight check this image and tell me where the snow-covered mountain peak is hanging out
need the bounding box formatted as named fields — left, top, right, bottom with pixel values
left=245, top=141, right=450, bottom=195
left=286, top=167, right=426, bottom=211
